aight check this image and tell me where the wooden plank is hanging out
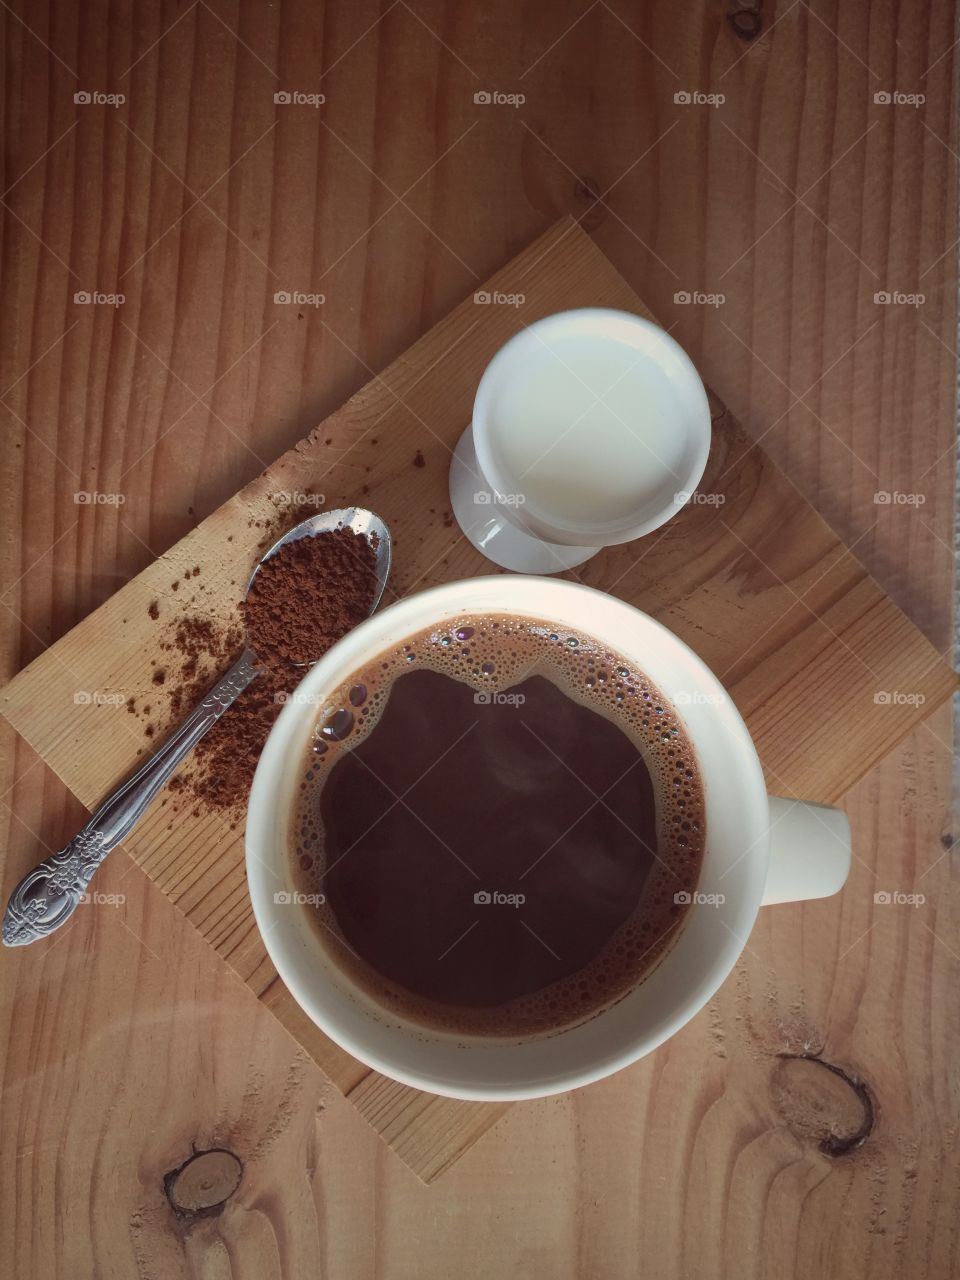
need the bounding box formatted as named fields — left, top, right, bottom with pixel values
left=1, top=218, right=955, bottom=1183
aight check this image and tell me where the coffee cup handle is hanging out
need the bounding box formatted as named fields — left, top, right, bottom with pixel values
left=761, top=796, right=851, bottom=905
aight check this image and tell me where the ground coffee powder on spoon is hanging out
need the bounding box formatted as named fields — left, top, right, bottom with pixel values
left=161, top=525, right=379, bottom=822
left=241, top=529, right=378, bottom=668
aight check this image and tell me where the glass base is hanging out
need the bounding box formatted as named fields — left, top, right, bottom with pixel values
left=448, top=428, right=599, bottom=574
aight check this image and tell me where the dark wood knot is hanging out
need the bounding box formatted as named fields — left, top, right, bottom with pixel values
left=164, top=1148, right=243, bottom=1219
left=770, top=1054, right=875, bottom=1157
left=574, top=176, right=601, bottom=205
left=729, top=7, right=763, bottom=40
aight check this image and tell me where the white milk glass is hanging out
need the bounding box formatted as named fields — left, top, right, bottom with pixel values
left=448, top=309, right=711, bottom=572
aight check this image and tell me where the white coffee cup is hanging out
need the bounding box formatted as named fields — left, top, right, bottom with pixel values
left=449, top=309, right=711, bottom=573
left=246, top=576, right=850, bottom=1101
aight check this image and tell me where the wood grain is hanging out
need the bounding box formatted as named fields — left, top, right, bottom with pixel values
left=2, top=217, right=955, bottom=1182
left=1, top=707, right=955, bottom=1278
left=0, top=0, right=955, bottom=1273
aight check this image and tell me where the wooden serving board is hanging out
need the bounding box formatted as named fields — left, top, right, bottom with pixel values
left=2, top=219, right=955, bottom=1183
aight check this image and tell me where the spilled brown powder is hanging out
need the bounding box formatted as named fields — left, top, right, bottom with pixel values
left=190, top=666, right=290, bottom=815
left=162, top=616, right=242, bottom=718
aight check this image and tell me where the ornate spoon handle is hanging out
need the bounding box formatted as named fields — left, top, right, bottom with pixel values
left=2, top=648, right=261, bottom=947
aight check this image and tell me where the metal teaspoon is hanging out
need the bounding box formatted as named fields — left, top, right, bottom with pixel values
left=2, top=506, right=392, bottom=947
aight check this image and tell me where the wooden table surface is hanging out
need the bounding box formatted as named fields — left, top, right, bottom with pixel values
left=1, top=3, right=956, bottom=1278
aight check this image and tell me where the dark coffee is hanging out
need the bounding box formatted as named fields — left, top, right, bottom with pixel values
left=289, top=615, right=706, bottom=1038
